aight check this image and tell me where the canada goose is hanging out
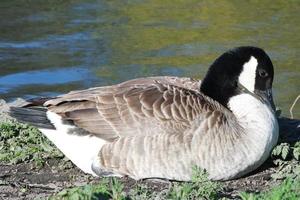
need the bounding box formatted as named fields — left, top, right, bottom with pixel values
left=9, top=46, right=279, bottom=181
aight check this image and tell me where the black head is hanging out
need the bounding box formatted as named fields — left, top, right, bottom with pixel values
left=200, top=46, right=275, bottom=110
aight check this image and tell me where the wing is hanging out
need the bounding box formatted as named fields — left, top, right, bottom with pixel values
left=44, top=76, right=227, bottom=141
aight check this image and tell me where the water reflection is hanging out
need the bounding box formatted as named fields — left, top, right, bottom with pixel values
left=0, top=67, right=90, bottom=86
left=0, top=0, right=299, bottom=117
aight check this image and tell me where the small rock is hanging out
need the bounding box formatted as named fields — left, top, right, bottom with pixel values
left=8, top=98, right=29, bottom=107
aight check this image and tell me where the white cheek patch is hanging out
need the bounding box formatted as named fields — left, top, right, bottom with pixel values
left=238, top=56, right=258, bottom=92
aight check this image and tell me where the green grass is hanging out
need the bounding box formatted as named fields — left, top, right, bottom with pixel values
left=167, top=167, right=222, bottom=200
left=50, top=178, right=128, bottom=200
left=50, top=168, right=222, bottom=200
left=50, top=178, right=112, bottom=200
left=271, top=141, right=300, bottom=180
left=272, top=141, right=300, bottom=161
left=0, top=121, right=67, bottom=167
left=25, top=173, right=300, bottom=200
left=239, top=178, right=300, bottom=200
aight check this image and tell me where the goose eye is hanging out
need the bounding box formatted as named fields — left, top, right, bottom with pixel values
left=258, top=69, right=268, bottom=78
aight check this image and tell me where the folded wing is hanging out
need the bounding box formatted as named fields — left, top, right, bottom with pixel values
left=44, top=76, right=226, bottom=141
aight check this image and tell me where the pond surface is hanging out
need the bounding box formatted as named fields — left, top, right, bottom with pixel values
left=0, top=0, right=299, bottom=117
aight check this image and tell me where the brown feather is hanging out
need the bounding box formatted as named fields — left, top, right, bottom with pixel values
left=42, top=76, right=231, bottom=141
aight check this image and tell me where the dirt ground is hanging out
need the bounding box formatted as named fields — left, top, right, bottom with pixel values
left=0, top=99, right=299, bottom=199
left=0, top=157, right=282, bottom=199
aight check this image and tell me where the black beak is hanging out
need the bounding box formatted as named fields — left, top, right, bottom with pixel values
left=254, top=89, right=276, bottom=112
left=237, top=82, right=276, bottom=112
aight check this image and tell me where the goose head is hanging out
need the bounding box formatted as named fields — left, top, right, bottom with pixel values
left=200, top=46, right=275, bottom=112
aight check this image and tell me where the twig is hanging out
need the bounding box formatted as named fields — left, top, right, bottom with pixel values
left=290, top=94, right=300, bottom=119
left=9, top=181, right=60, bottom=191
left=26, top=183, right=61, bottom=191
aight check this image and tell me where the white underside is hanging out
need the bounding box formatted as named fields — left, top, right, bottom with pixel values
left=39, top=111, right=106, bottom=176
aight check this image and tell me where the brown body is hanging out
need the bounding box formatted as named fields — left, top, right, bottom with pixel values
left=29, top=76, right=277, bottom=181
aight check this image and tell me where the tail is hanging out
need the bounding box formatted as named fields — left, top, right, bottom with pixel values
left=8, top=97, right=55, bottom=129
left=8, top=98, right=110, bottom=176
left=9, top=107, right=55, bottom=129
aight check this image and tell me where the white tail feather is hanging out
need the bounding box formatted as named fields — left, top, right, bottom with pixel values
left=39, top=111, right=106, bottom=175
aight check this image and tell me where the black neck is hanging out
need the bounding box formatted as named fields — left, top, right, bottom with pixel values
left=200, top=52, right=243, bottom=109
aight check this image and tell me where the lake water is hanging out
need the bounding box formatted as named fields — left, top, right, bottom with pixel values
left=0, top=0, right=299, bottom=118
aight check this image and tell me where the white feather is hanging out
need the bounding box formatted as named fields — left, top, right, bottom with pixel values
left=238, top=56, right=258, bottom=92
left=39, top=111, right=106, bottom=176
left=227, top=93, right=279, bottom=178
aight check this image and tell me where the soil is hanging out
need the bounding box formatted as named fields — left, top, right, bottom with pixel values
left=0, top=99, right=299, bottom=200
left=0, top=158, right=279, bottom=199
